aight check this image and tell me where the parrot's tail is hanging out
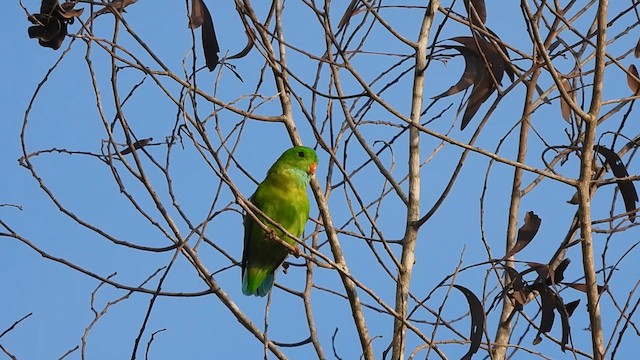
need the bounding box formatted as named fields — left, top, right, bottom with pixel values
left=242, top=268, right=275, bottom=297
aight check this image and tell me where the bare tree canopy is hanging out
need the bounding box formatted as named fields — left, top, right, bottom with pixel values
left=3, top=1, right=640, bottom=359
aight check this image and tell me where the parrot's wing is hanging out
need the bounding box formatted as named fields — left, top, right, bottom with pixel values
left=241, top=188, right=289, bottom=296
left=241, top=194, right=259, bottom=279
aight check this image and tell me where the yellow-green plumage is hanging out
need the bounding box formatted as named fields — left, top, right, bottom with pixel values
left=242, top=146, right=318, bottom=297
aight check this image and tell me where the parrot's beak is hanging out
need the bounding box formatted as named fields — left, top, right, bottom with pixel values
left=309, top=162, right=317, bottom=175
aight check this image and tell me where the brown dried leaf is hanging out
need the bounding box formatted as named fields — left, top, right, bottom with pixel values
left=532, top=285, right=555, bottom=346
left=201, top=2, right=219, bottom=70
left=189, top=0, right=219, bottom=70
left=91, top=0, right=136, bottom=19
left=565, top=299, right=580, bottom=317
left=434, top=35, right=509, bottom=130
left=635, top=37, right=640, bottom=58
left=338, top=0, right=360, bottom=30
left=432, top=46, right=480, bottom=99
left=227, top=30, right=255, bottom=60
left=453, top=285, right=485, bottom=360
left=501, top=265, right=530, bottom=309
left=28, top=14, right=65, bottom=48
left=551, top=258, right=571, bottom=285
left=40, top=0, right=59, bottom=13
left=487, top=28, right=516, bottom=83
left=121, top=138, right=153, bottom=155
left=567, top=191, right=579, bottom=205
left=28, top=0, right=83, bottom=50
left=509, top=288, right=530, bottom=309
left=464, top=0, right=486, bottom=24
left=457, top=36, right=506, bottom=130
left=501, top=265, right=525, bottom=291
left=626, top=64, right=640, bottom=95
left=503, top=211, right=541, bottom=259
left=564, top=282, right=607, bottom=294
left=594, top=145, right=638, bottom=222
left=58, top=2, right=84, bottom=19
left=553, top=293, right=571, bottom=351
left=527, top=258, right=572, bottom=288
left=526, top=262, right=549, bottom=280
left=559, top=78, right=575, bottom=123
left=530, top=284, right=575, bottom=351
left=189, top=0, right=205, bottom=28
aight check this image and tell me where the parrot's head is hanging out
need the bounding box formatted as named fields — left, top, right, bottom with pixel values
left=271, top=146, right=318, bottom=179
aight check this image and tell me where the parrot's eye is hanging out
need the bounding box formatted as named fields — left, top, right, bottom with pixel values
left=297, top=151, right=305, bottom=158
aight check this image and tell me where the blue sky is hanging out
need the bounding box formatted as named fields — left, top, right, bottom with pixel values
left=2, top=1, right=640, bottom=359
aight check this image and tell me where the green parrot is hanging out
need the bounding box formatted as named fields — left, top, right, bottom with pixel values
left=241, top=146, right=319, bottom=297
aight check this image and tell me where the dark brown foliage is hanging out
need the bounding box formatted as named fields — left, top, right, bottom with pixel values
left=500, top=257, right=603, bottom=351
left=433, top=34, right=510, bottom=130
left=593, top=145, right=638, bottom=222
left=27, top=0, right=83, bottom=50
left=559, top=78, right=576, bottom=123
left=564, top=282, right=607, bottom=294
left=531, top=284, right=555, bottom=346
left=337, top=0, right=372, bottom=31
left=463, top=0, right=486, bottom=25
left=549, top=258, right=570, bottom=285
left=453, top=285, right=485, bottom=360
left=120, top=138, right=153, bottom=155
left=626, top=64, right=640, bottom=95
left=503, top=211, right=541, bottom=259
left=190, top=0, right=219, bottom=70
left=502, top=265, right=530, bottom=310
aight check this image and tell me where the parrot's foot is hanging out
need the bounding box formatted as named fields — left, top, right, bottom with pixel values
left=290, top=246, right=301, bottom=258
left=264, top=229, right=301, bottom=257
left=265, top=229, right=279, bottom=243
